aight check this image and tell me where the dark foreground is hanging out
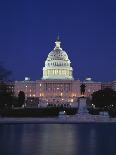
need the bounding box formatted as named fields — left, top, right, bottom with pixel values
left=0, top=124, right=116, bottom=155
left=0, top=107, right=77, bottom=117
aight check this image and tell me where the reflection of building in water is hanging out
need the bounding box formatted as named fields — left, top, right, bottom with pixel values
left=14, top=37, right=116, bottom=104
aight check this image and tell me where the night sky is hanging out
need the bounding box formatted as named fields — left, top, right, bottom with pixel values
left=0, top=0, right=116, bottom=82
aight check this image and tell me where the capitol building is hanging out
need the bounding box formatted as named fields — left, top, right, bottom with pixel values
left=14, top=37, right=103, bottom=105
left=43, top=37, right=73, bottom=80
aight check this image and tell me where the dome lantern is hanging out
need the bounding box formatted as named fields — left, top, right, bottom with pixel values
left=55, top=36, right=61, bottom=49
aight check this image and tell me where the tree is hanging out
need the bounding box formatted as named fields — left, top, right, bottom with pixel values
left=0, top=87, right=13, bottom=109
left=18, top=91, right=25, bottom=107
left=0, top=63, right=12, bottom=82
left=0, top=64, right=13, bottom=109
left=91, top=88, right=116, bottom=109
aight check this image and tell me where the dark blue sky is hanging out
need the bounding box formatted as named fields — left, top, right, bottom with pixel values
left=0, top=0, right=116, bottom=82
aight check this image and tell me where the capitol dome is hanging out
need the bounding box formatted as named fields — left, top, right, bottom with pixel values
left=42, top=37, right=73, bottom=80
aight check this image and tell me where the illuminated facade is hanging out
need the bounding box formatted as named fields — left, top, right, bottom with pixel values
left=112, top=81, right=116, bottom=91
left=14, top=79, right=36, bottom=97
left=14, top=37, right=105, bottom=104
left=83, top=78, right=101, bottom=96
left=35, top=80, right=80, bottom=103
left=101, top=81, right=116, bottom=91
left=42, top=37, right=73, bottom=80
left=14, top=79, right=80, bottom=103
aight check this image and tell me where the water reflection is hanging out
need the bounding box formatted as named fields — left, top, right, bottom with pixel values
left=0, top=124, right=116, bottom=155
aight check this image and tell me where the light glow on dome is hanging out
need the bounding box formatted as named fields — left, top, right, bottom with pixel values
left=42, top=38, right=73, bottom=80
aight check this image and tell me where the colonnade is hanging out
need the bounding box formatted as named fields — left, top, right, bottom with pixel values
left=43, top=69, right=72, bottom=77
